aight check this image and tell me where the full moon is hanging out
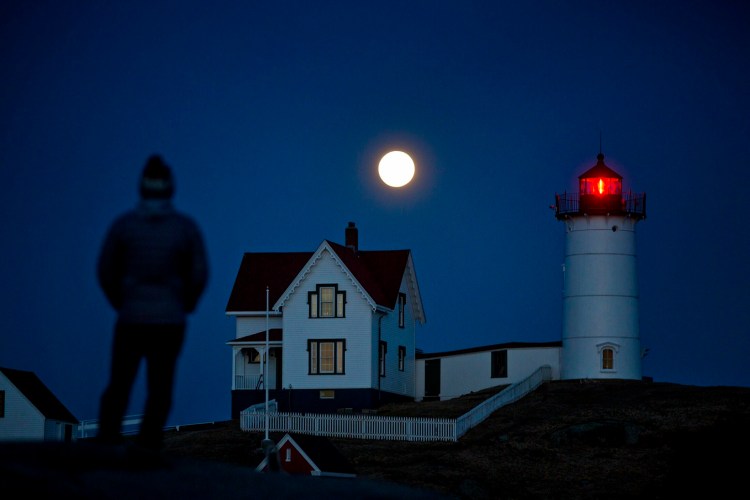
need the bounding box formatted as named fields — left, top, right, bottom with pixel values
left=378, top=151, right=415, bottom=188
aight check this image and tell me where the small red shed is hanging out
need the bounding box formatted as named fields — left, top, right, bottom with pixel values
left=255, top=433, right=356, bottom=478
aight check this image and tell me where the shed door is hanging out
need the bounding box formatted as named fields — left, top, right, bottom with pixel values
left=424, top=359, right=441, bottom=401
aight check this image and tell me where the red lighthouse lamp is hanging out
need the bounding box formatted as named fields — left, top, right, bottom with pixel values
left=554, top=153, right=646, bottom=220
left=579, top=153, right=623, bottom=214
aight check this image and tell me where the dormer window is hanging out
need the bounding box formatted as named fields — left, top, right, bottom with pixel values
left=398, top=293, right=406, bottom=328
left=308, top=284, right=346, bottom=318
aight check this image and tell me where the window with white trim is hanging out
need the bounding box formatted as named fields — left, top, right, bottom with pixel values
left=308, top=339, right=346, bottom=374
left=597, top=343, right=619, bottom=372
left=308, top=284, right=346, bottom=318
left=245, top=348, right=260, bottom=364
left=398, top=345, right=406, bottom=371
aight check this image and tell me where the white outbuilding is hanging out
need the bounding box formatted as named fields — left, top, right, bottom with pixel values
left=0, top=367, right=79, bottom=442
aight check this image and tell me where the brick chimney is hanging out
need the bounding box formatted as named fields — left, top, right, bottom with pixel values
left=345, top=222, right=358, bottom=253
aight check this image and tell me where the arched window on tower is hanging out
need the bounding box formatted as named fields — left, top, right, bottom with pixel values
left=597, top=342, right=619, bottom=372
left=602, top=348, right=614, bottom=370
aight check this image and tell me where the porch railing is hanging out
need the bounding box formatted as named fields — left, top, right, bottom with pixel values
left=234, top=374, right=262, bottom=390
left=240, top=365, right=552, bottom=442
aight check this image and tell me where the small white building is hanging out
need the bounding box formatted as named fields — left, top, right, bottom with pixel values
left=415, top=342, right=561, bottom=401
left=0, top=367, right=79, bottom=442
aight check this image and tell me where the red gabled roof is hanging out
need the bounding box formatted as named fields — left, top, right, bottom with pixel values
left=225, top=252, right=312, bottom=312
left=256, top=432, right=356, bottom=476
left=327, top=240, right=410, bottom=309
left=0, top=367, right=78, bottom=423
left=226, top=242, right=412, bottom=313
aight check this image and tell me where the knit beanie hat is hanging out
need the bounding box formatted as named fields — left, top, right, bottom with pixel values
left=140, top=154, right=174, bottom=199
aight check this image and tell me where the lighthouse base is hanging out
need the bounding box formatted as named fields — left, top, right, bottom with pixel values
left=561, top=337, right=642, bottom=381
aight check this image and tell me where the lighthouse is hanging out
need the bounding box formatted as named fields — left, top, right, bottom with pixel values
left=554, top=153, right=647, bottom=380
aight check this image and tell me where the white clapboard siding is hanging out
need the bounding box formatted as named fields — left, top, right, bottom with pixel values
left=375, top=273, right=417, bottom=396
left=282, top=250, right=374, bottom=389
left=0, top=374, right=45, bottom=440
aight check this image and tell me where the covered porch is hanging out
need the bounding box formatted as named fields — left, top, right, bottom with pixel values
left=227, top=329, right=283, bottom=391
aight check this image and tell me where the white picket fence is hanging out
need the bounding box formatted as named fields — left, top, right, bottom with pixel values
left=240, top=365, right=552, bottom=442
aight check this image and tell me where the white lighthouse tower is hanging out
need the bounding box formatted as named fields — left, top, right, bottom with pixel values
left=554, top=153, right=647, bottom=380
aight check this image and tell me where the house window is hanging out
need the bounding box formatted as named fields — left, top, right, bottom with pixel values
left=379, top=341, right=387, bottom=377
left=309, top=284, right=346, bottom=318
left=398, top=293, right=406, bottom=328
left=319, top=389, right=335, bottom=399
left=491, top=350, right=508, bottom=378
left=286, top=448, right=292, bottom=462
left=602, top=348, right=614, bottom=370
left=308, top=340, right=346, bottom=374
left=0, top=390, right=4, bottom=418
left=245, top=348, right=260, bottom=364
left=398, top=345, right=406, bottom=371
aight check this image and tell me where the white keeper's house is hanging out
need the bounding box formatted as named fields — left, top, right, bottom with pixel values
left=226, top=153, right=647, bottom=416
left=226, top=222, right=426, bottom=417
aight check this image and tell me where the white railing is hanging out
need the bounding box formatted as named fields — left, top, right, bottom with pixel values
left=77, top=414, right=144, bottom=439
left=455, top=365, right=552, bottom=438
left=235, top=374, right=262, bottom=390
left=240, top=365, right=552, bottom=442
left=246, top=399, right=278, bottom=413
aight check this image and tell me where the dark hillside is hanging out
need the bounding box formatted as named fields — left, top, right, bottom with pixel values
left=162, top=380, right=750, bottom=499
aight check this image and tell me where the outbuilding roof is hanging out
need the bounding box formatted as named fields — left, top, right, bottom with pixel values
left=0, top=367, right=78, bottom=424
left=417, top=341, right=562, bottom=359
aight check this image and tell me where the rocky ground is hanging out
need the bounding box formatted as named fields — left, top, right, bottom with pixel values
left=161, top=379, right=750, bottom=499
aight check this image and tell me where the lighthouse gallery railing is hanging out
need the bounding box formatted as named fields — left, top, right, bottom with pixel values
left=555, top=191, right=646, bottom=219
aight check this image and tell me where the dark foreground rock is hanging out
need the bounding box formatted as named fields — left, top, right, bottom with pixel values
left=0, top=440, right=445, bottom=499
left=5, top=380, right=749, bottom=499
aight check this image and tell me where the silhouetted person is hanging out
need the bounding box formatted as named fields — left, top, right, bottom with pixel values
left=96, top=154, right=208, bottom=450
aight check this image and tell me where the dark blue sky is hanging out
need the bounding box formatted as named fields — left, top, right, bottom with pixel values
left=2, top=1, right=748, bottom=426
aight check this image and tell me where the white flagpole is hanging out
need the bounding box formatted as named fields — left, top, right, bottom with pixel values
left=265, top=285, right=269, bottom=440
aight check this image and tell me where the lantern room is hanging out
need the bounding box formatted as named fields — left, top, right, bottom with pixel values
left=554, top=153, right=646, bottom=220
left=579, top=153, right=622, bottom=214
